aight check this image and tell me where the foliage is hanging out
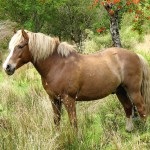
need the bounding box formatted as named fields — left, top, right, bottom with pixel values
left=120, top=14, right=143, bottom=49
left=82, top=29, right=112, bottom=53
left=94, top=0, right=150, bottom=34
left=0, top=0, right=55, bottom=32
left=0, top=0, right=101, bottom=45
left=0, top=0, right=150, bottom=47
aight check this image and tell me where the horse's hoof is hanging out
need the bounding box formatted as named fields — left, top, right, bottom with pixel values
left=125, top=125, right=134, bottom=132
left=126, top=116, right=134, bottom=132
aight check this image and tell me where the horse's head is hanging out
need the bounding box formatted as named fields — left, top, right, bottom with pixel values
left=3, top=30, right=32, bottom=75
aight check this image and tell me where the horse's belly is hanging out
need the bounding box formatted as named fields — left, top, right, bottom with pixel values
left=77, top=77, right=120, bottom=101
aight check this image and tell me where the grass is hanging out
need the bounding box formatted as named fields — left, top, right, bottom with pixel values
left=1, top=21, right=150, bottom=149
left=1, top=63, right=150, bottom=150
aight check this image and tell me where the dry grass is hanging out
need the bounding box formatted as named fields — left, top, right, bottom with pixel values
left=1, top=44, right=150, bottom=149
left=0, top=66, right=59, bottom=150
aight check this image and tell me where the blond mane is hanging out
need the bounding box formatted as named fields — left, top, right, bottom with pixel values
left=9, top=30, right=76, bottom=61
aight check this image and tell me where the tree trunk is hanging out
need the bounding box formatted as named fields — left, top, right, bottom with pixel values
left=104, top=3, right=122, bottom=47
left=110, top=11, right=122, bottom=47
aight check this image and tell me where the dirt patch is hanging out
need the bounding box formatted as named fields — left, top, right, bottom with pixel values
left=0, top=20, right=16, bottom=41
left=0, top=20, right=17, bottom=63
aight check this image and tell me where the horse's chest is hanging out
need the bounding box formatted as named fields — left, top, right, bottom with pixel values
left=42, top=80, right=58, bottom=99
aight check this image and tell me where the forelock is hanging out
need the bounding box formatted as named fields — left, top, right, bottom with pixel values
left=9, top=30, right=25, bottom=52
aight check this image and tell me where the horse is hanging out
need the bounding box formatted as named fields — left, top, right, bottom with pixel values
left=3, top=29, right=150, bottom=132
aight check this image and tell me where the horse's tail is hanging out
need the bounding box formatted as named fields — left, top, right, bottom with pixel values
left=138, top=54, right=150, bottom=115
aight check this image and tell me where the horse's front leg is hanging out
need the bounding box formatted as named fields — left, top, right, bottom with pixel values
left=41, top=78, right=62, bottom=127
left=51, top=98, right=62, bottom=126
left=62, top=95, right=77, bottom=129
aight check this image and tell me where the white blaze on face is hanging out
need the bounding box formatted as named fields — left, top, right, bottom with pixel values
left=3, top=48, right=14, bottom=70
left=3, top=30, right=22, bottom=71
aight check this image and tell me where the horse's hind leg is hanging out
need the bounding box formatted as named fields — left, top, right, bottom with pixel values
left=116, top=86, right=134, bottom=132
left=124, top=74, right=146, bottom=120
left=127, top=89, right=146, bottom=120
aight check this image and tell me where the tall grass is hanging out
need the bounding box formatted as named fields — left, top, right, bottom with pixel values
left=1, top=63, right=150, bottom=149
left=0, top=66, right=59, bottom=150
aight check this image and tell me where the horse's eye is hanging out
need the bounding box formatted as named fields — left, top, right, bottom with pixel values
left=18, top=45, right=23, bottom=49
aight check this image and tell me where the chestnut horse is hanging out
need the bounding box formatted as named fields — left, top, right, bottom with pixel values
left=3, top=30, right=150, bottom=132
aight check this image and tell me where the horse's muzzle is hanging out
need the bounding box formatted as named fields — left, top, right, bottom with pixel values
left=5, top=64, right=15, bottom=75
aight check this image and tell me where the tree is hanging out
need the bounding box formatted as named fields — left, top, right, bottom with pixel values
left=43, top=0, right=100, bottom=48
left=0, top=0, right=55, bottom=32
left=94, top=0, right=149, bottom=47
left=0, top=0, right=100, bottom=48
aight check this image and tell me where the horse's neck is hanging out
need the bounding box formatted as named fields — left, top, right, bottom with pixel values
left=31, top=54, right=64, bottom=78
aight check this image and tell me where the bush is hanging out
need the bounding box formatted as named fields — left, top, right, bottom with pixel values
left=82, top=29, right=112, bottom=54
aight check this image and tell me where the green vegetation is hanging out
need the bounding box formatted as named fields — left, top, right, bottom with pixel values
left=0, top=0, right=100, bottom=45
left=1, top=0, right=150, bottom=149
left=1, top=66, right=150, bottom=149
left=1, top=28, right=150, bottom=149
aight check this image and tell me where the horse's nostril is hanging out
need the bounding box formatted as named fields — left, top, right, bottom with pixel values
left=6, top=64, right=11, bottom=70
left=5, top=64, right=15, bottom=75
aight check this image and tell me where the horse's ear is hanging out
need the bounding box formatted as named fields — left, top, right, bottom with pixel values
left=55, top=37, right=60, bottom=45
left=14, top=28, right=17, bottom=34
left=22, top=29, right=29, bottom=42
